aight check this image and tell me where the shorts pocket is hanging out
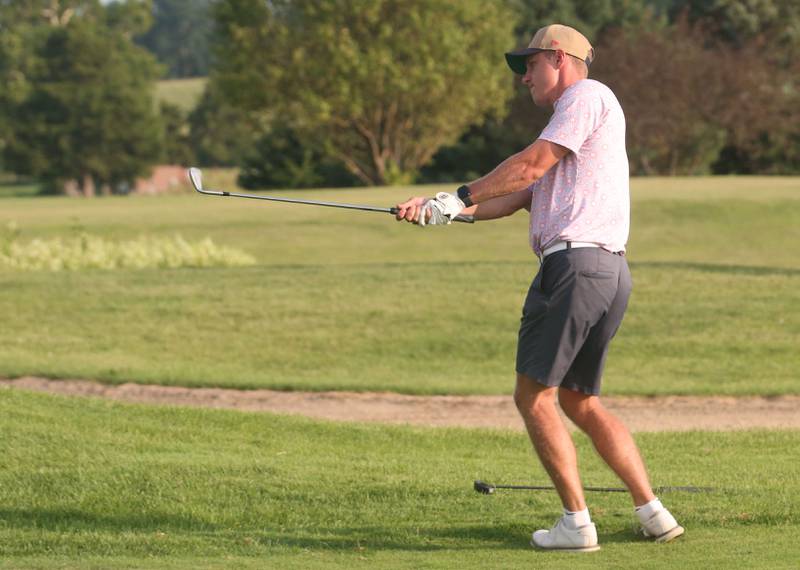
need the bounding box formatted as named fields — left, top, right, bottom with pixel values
left=580, top=271, right=615, bottom=279
left=521, top=287, right=549, bottom=321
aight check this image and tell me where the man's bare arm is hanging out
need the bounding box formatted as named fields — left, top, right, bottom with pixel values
left=460, top=188, right=531, bottom=221
left=393, top=140, right=563, bottom=223
left=466, top=139, right=569, bottom=204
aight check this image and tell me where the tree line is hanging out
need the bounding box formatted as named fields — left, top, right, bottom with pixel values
left=1, top=0, right=798, bottom=195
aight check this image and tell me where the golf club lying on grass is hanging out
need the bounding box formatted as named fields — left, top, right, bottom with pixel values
left=474, top=480, right=714, bottom=495
left=188, top=167, right=474, bottom=223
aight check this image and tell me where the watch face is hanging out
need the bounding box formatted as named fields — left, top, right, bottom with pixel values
left=458, top=185, right=473, bottom=206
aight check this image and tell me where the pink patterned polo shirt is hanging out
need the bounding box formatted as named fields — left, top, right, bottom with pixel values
left=529, top=79, right=629, bottom=256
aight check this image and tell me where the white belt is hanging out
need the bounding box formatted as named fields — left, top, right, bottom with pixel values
left=541, top=241, right=601, bottom=259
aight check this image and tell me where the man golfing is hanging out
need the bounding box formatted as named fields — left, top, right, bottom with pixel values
left=395, top=24, right=683, bottom=552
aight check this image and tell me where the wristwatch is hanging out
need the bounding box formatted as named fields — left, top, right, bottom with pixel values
left=457, top=184, right=474, bottom=207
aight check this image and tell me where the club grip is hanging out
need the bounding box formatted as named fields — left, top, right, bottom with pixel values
left=388, top=207, right=474, bottom=224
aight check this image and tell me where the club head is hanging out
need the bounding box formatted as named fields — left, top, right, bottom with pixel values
left=188, top=167, right=203, bottom=192
left=473, top=480, right=495, bottom=494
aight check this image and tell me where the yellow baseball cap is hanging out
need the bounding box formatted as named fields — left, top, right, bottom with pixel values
left=505, top=24, right=594, bottom=75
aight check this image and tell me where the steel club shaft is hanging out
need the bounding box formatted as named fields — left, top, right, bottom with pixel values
left=474, top=480, right=713, bottom=495
left=188, top=167, right=474, bottom=223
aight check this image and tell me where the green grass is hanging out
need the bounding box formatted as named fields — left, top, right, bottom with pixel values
left=0, top=179, right=41, bottom=198
left=1, top=390, right=798, bottom=569
left=155, top=77, right=207, bottom=113
left=0, top=176, right=799, bottom=395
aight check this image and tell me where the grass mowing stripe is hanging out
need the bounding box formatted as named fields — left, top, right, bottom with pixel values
left=0, top=176, right=798, bottom=395
left=2, top=177, right=800, bottom=269
left=1, top=390, right=798, bottom=568
left=1, top=260, right=797, bottom=395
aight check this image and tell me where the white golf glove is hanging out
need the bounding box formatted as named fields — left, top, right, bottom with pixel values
left=417, top=192, right=465, bottom=227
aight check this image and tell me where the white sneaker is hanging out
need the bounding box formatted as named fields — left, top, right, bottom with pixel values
left=640, top=508, right=685, bottom=543
left=530, top=517, right=600, bottom=552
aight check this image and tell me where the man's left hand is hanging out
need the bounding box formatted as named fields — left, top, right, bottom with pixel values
left=419, top=192, right=465, bottom=226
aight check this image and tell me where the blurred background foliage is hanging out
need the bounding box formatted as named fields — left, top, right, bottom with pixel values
left=1, top=0, right=798, bottom=194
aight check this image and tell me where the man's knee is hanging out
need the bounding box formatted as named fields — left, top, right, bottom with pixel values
left=558, top=388, right=601, bottom=427
left=514, top=373, right=556, bottom=415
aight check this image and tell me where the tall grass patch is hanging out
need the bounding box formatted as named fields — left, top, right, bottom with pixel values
left=0, top=226, right=254, bottom=271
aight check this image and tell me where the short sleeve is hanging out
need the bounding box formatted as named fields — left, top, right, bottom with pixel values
left=538, top=84, right=601, bottom=155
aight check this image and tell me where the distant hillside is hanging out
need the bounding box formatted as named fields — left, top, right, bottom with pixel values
left=155, top=77, right=207, bottom=113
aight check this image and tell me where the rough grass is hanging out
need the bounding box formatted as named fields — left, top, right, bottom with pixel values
left=1, top=390, right=798, bottom=569
left=0, top=232, right=255, bottom=271
left=0, top=177, right=798, bottom=395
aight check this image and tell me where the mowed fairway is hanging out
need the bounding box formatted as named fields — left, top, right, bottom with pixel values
left=1, top=177, right=799, bottom=568
left=1, top=176, right=798, bottom=395
left=1, top=390, right=799, bottom=569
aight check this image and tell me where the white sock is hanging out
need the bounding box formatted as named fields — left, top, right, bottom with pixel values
left=635, top=498, right=664, bottom=523
left=562, top=507, right=591, bottom=529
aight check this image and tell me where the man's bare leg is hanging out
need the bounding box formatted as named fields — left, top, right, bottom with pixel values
left=513, top=373, right=586, bottom=511
left=557, top=388, right=655, bottom=507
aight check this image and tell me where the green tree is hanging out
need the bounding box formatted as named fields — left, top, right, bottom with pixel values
left=662, top=0, right=800, bottom=56
left=4, top=10, right=163, bottom=194
left=188, top=82, right=359, bottom=187
left=424, top=0, right=799, bottom=178
left=591, top=17, right=796, bottom=175
left=159, top=102, right=194, bottom=165
left=421, top=0, right=659, bottom=182
left=0, top=1, right=91, bottom=171
left=187, top=84, right=257, bottom=167
left=237, top=122, right=360, bottom=190
left=508, top=0, right=658, bottom=41
left=105, top=0, right=154, bottom=38
left=211, top=0, right=516, bottom=186
left=136, top=0, right=212, bottom=78
left=658, top=1, right=800, bottom=174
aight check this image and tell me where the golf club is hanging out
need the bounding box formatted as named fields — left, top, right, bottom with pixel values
left=188, top=167, right=474, bottom=223
left=474, top=480, right=714, bottom=495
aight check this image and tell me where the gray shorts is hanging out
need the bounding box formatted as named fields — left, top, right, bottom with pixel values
left=516, top=247, right=632, bottom=395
